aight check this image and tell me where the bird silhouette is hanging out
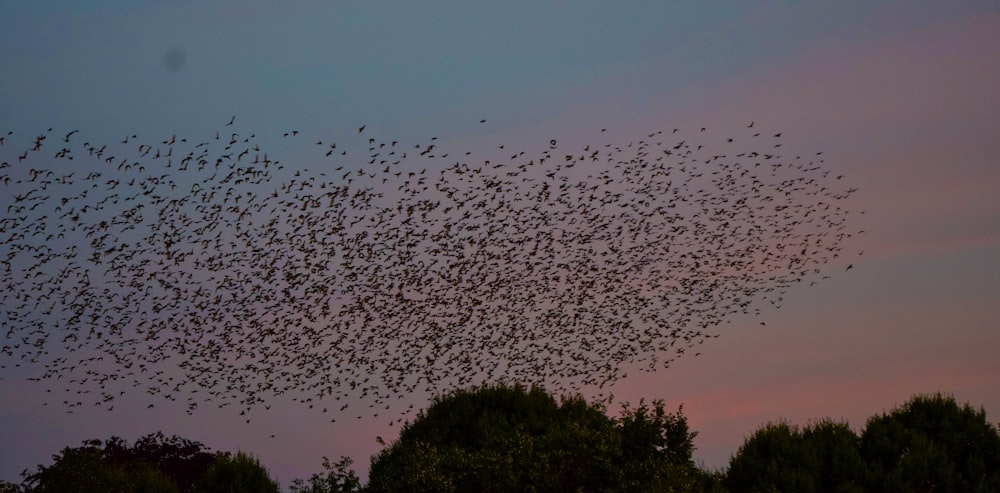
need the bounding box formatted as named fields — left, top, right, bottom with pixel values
left=0, top=119, right=863, bottom=421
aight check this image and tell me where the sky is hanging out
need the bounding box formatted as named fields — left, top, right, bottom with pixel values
left=2, top=1, right=999, bottom=486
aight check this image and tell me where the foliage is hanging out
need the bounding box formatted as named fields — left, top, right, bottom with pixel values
left=8, top=391, right=998, bottom=492
left=20, top=445, right=178, bottom=493
left=18, top=432, right=214, bottom=493
left=616, top=399, right=704, bottom=491
left=859, top=392, right=1000, bottom=492
left=100, top=432, right=216, bottom=493
left=725, top=419, right=864, bottom=493
left=0, top=480, right=24, bottom=493
left=801, top=420, right=867, bottom=492
left=727, top=421, right=813, bottom=492
left=194, top=451, right=280, bottom=493
left=288, top=456, right=362, bottom=493
left=365, top=383, right=707, bottom=493
left=726, top=393, right=1000, bottom=492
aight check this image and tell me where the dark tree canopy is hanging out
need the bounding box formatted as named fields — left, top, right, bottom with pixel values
left=194, top=451, right=280, bottom=493
left=726, top=420, right=864, bottom=493
left=97, top=432, right=216, bottom=493
left=288, top=456, right=362, bottom=493
left=17, top=432, right=274, bottom=493
left=727, top=393, right=1000, bottom=493
left=365, top=383, right=710, bottom=493
left=5, top=391, right=997, bottom=492
left=21, top=444, right=178, bottom=493
left=860, top=393, right=1000, bottom=493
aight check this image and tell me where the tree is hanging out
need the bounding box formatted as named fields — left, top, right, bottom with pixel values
left=726, top=393, right=1000, bottom=492
left=101, top=432, right=216, bottom=493
left=366, top=383, right=612, bottom=493
left=288, top=456, right=362, bottom=493
left=800, top=420, right=866, bottom=492
left=19, top=432, right=214, bottom=493
left=726, top=419, right=865, bottom=493
left=0, top=480, right=25, bottom=493
left=617, top=400, right=704, bottom=491
left=194, top=451, right=280, bottom=493
left=727, top=421, right=812, bottom=492
left=860, top=392, right=1000, bottom=492
left=365, top=383, right=707, bottom=493
left=20, top=445, right=178, bottom=493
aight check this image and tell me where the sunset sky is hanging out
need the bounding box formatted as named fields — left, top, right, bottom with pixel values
left=2, top=1, right=998, bottom=485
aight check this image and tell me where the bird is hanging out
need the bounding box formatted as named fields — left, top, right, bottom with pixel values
left=0, top=120, right=862, bottom=424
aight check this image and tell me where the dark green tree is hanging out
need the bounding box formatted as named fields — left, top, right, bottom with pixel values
left=726, top=419, right=864, bottom=493
left=366, top=383, right=616, bottom=492
left=800, top=420, right=865, bottom=492
left=194, top=451, right=280, bottom=493
left=19, top=432, right=215, bottom=493
left=726, top=421, right=812, bottom=492
left=365, top=383, right=707, bottom=493
left=288, top=456, right=362, bottom=493
left=617, top=399, right=704, bottom=491
left=20, top=445, right=178, bottom=493
left=860, top=392, right=1000, bottom=492
left=101, top=432, right=216, bottom=493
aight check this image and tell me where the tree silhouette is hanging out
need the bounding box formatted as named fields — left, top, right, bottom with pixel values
left=21, top=445, right=177, bottom=493
left=101, top=432, right=216, bottom=493
left=727, top=393, right=1000, bottom=492
left=19, top=432, right=214, bottom=493
left=288, top=456, right=362, bottom=493
left=365, top=383, right=709, bottom=493
left=194, top=451, right=280, bottom=493
left=726, top=419, right=865, bottom=493
left=6, top=391, right=998, bottom=492
left=860, top=393, right=1000, bottom=492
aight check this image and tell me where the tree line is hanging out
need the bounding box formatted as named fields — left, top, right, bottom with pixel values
left=2, top=387, right=997, bottom=492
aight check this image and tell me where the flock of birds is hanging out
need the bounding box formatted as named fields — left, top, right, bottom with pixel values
left=0, top=118, right=861, bottom=423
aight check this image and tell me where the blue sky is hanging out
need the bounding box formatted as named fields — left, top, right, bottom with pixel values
left=3, top=2, right=958, bottom=141
left=2, top=1, right=999, bottom=486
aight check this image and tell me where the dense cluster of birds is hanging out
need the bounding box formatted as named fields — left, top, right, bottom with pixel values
left=1, top=118, right=861, bottom=422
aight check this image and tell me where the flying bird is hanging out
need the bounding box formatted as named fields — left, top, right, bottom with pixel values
left=0, top=120, right=862, bottom=422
